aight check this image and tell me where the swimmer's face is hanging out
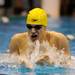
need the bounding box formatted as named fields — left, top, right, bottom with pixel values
left=26, top=24, right=46, bottom=41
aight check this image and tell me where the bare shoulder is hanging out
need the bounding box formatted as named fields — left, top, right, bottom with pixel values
left=47, top=31, right=67, bottom=39
left=9, top=32, right=28, bottom=53
left=11, top=32, right=28, bottom=41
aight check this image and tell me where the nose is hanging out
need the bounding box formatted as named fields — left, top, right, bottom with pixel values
left=31, top=28, right=36, bottom=33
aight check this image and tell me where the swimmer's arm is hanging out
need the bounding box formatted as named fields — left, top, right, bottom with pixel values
left=18, top=55, right=34, bottom=68
left=9, top=36, right=20, bottom=55
left=49, top=31, right=70, bottom=56
left=56, top=33, right=71, bottom=56
left=35, top=53, right=53, bottom=65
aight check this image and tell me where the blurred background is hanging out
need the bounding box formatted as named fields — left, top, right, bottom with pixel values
left=0, top=0, right=75, bottom=17
left=0, top=0, right=75, bottom=55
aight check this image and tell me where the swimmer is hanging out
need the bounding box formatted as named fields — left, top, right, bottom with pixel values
left=9, top=8, right=71, bottom=68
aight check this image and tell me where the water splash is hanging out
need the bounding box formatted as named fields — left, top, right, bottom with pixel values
left=27, top=40, right=71, bottom=68
left=0, top=40, right=74, bottom=69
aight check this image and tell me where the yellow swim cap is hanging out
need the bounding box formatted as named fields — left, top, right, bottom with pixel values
left=26, top=8, right=48, bottom=26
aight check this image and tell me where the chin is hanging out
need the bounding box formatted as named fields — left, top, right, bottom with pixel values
left=31, top=36, right=39, bottom=42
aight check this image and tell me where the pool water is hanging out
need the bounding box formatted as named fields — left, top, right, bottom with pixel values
left=0, top=64, right=75, bottom=75
left=0, top=16, right=75, bottom=75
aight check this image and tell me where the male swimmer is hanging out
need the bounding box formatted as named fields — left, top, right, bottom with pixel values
left=9, top=8, right=71, bottom=68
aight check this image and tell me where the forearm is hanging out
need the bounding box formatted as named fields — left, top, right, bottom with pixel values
left=18, top=54, right=34, bottom=68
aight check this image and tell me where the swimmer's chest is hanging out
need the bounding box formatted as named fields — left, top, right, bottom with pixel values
left=19, top=39, right=52, bottom=55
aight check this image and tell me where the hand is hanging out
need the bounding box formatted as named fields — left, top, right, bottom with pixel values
left=18, top=55, right=34, bottom=69
left=26, top=63, right=34, bottom=69
left=35, top=52, right=49, bottom=62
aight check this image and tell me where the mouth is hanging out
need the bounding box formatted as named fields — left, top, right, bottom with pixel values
left=31, top=34, right=38, bottom=38
left=31, top=34, right=38, bottom=41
